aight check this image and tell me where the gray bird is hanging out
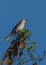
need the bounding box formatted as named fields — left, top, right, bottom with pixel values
left=4, top=19, right=27, bottom=42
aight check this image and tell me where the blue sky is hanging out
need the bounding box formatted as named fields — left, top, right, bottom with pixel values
left=0, top=0, right=46, bottom=65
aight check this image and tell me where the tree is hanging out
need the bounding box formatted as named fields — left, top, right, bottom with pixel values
left=0, top=30, right=46, bottom=65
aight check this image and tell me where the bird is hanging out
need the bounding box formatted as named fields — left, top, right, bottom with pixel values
left=4, top=19, right=27, bottom=42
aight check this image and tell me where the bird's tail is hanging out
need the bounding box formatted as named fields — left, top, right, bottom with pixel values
left=4, top=33, right=12, bottom=42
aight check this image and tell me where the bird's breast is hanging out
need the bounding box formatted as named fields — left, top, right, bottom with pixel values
left=17, top=22, right=25, bottom=31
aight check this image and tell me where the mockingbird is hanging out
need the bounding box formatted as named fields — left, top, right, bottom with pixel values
left=4, top=19, right=27, bottom=42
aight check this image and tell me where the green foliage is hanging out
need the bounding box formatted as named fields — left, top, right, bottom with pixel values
left=16, top=29, right=30, bottom=39
left=27, top=41, right=36, bottom=52
left=26, top=42, right=36, bottom=60
left=29, top=53, right=35, bottom=60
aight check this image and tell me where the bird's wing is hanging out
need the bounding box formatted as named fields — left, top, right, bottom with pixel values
left=11, top=22, right=21, bottom=35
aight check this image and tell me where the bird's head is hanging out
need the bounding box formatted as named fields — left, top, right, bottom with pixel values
left=20, top=19, right=28, bottom=23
